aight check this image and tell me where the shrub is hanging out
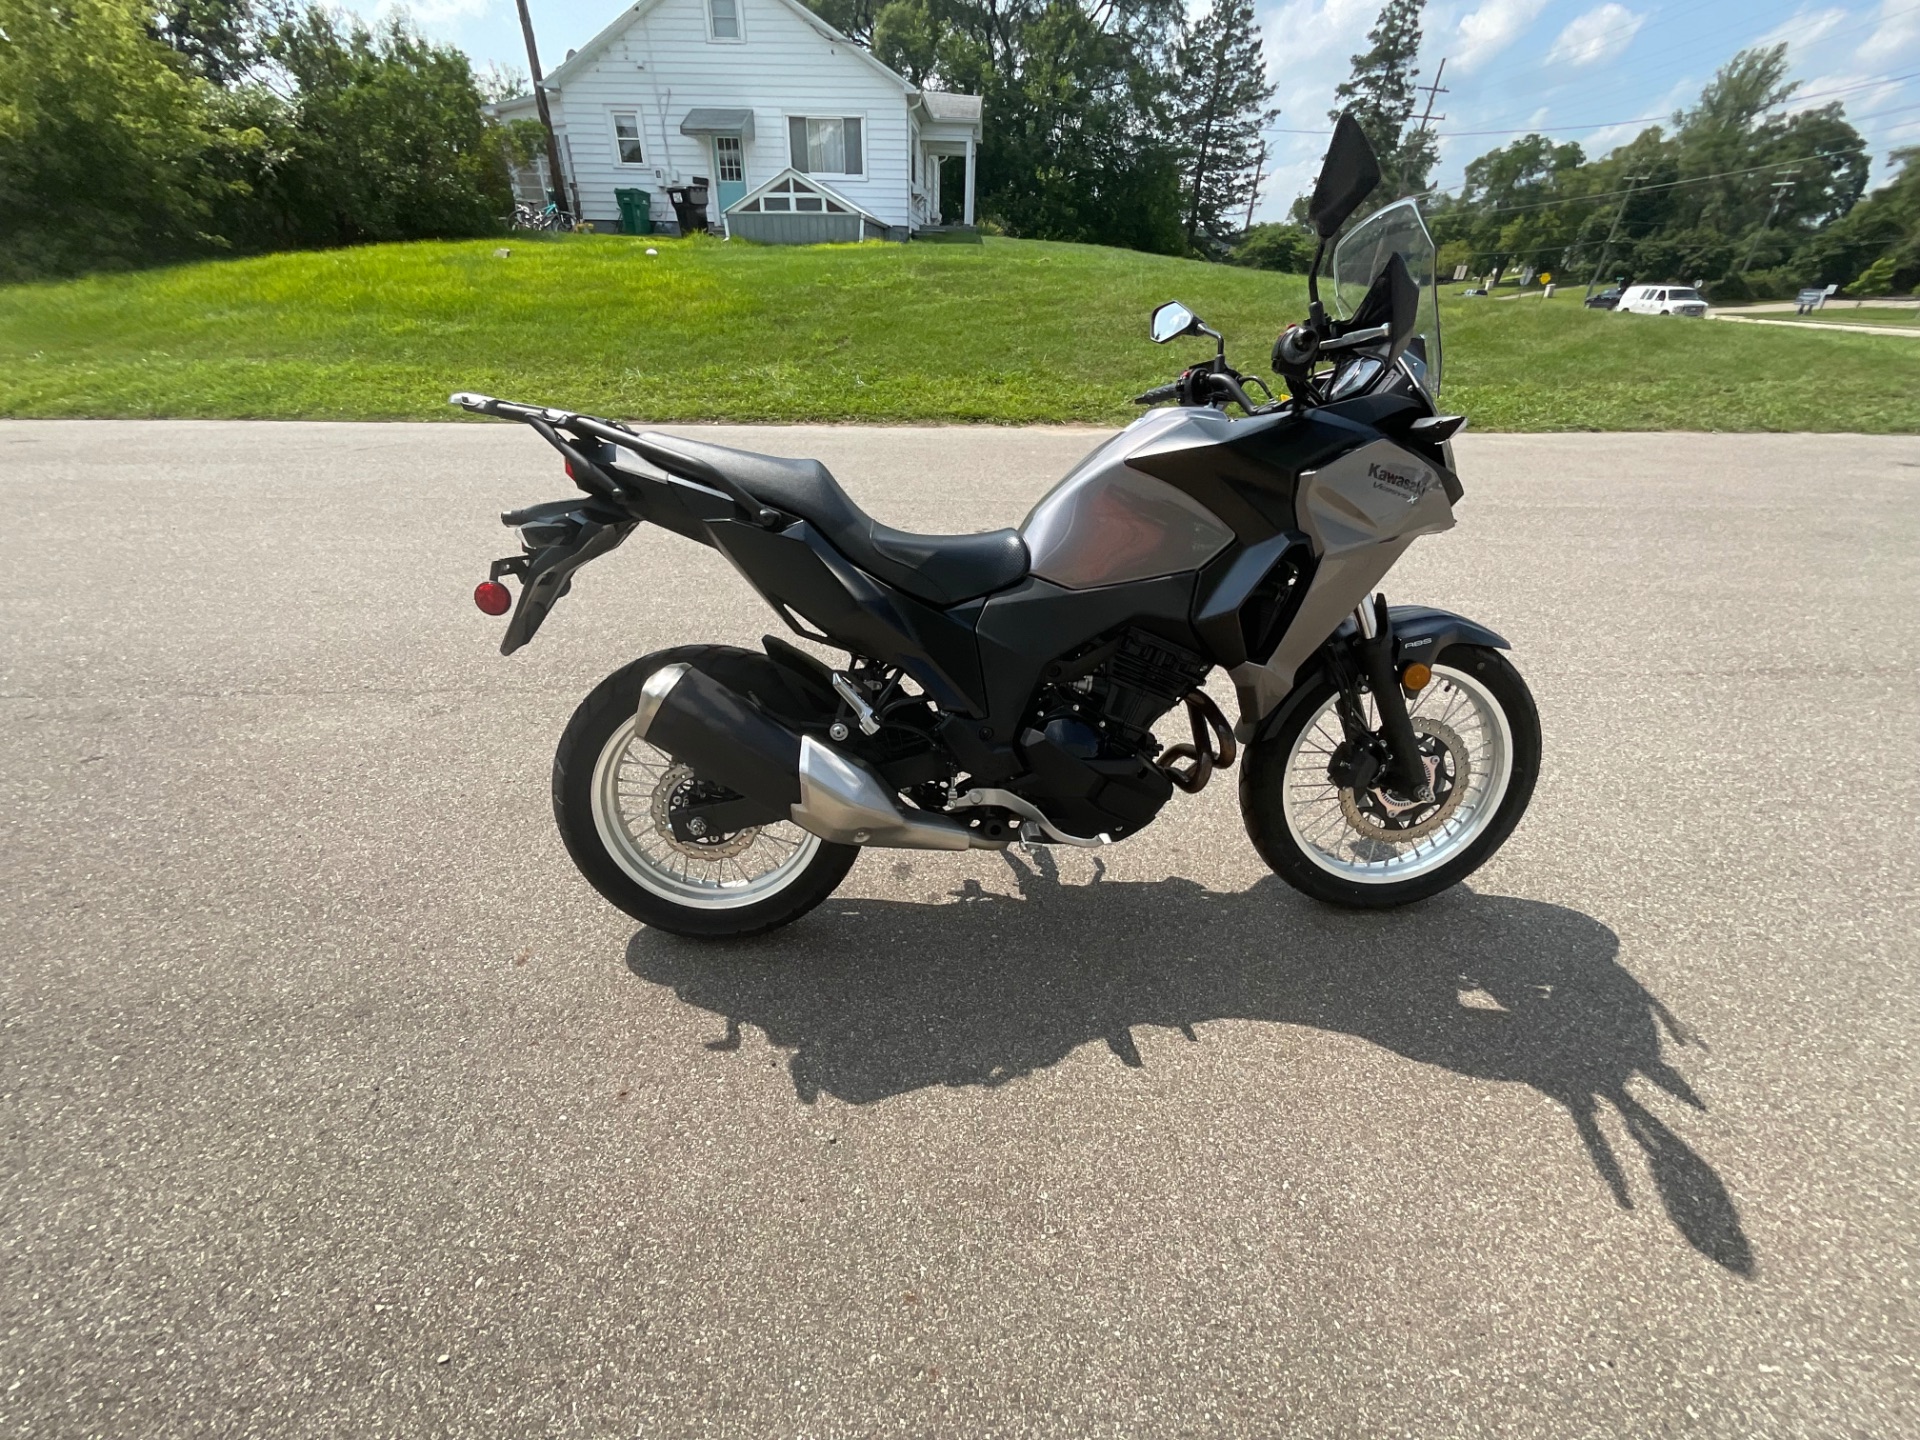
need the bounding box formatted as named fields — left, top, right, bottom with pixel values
left=1231, top=222, right=1315, bottom=273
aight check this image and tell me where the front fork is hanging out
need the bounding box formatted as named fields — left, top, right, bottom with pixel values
left=1331, top=594, right=1433, bottom=801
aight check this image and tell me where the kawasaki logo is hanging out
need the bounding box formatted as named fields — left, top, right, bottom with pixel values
left=1368, top=460, right=1432, bottom=502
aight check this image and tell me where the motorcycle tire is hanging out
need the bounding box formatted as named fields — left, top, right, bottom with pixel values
left=552, top=648, right=861, bottom=938
left=1240, top=644, right=1540, bottom=909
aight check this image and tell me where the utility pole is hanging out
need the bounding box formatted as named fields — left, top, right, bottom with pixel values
left=1585, top=174, right=1647, bottom=302
left=1740, top=173, right=1798, bottom=273
left=1412, top=57, right=1449, bottom=136
left=1243, top=139, right=1267, bottom=233
left=514, top=0, right=572, bottom=221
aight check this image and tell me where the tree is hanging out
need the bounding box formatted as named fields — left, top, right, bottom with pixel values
left=149, top=0, right=261, bottom=85
left=259, top=9, right=515, bottom=248
left=806, top=0, right=883, bottom=44
left=1427, top=45, right=1876, bottom=297
left=1329, top=0, right=1435, bottom=204
left=1428, top=133, right=1585, bottom=281
left=1807, top=147, right=1920, bottom=293
left=1171, top=0, right=1277, bottom=251
left=1231, top=222, right=1315, bottom=272
left=816, top=0, right=1189, bottom=254
left=0, top=0, right=227, bottom=279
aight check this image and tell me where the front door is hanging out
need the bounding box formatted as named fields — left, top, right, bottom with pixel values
left=713, top=135, right=747, bottom=217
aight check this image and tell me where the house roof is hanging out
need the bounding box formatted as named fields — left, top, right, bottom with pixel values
left=545, top=0, right=914, bottom=95
left=724, top=167, right=881, bottom=223
left=915, top=92, right=983, bottom=125
left=484, top=93, right=541, bottom=121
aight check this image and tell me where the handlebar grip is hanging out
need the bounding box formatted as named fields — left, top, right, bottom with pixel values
left=1275, top=326, right=1318, bottom=367
left=1134, top=382, right=1182, bottom=405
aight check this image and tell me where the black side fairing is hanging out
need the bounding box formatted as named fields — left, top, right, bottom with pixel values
left=1126, top=406, right=1386, bottom=546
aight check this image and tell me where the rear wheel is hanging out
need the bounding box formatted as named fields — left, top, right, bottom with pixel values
left=552, top=651, right=860, bottom=938
left=1240, top=645, right=1540, bottom=908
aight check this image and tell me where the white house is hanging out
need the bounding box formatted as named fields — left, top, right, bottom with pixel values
left=492, top=0, right=983, bottom=241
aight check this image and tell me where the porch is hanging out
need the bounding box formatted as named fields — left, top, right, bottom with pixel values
left=912, top=92, right=982, bottom=233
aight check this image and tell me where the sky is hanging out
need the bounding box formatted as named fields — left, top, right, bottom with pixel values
left=342, top=0, right=1920, bottom=222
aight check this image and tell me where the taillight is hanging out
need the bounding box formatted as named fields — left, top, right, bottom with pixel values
left=474, top=581, right=511, bottom=616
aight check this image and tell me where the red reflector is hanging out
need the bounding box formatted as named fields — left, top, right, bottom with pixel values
left=474, top=580, right=511, bottom=616
left=565, top=460, right=576, bottom=480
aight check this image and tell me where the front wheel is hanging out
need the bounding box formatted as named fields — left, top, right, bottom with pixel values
left=552, top=650, right=860, bottom=938
left=1240, top=645, right=1540, bottom=908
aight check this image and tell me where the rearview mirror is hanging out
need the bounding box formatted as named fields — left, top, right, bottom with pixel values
left=1150, top=301, right=1204, bottom=344
left=1308, top=113, right=1382, bottom=240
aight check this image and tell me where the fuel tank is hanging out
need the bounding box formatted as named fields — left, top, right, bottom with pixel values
left=1020, top=408, right=1238, bottom=591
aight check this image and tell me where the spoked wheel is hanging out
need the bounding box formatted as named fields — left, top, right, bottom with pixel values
left=552, top=651, right=859, bottom=938
left=1241, top=645, right=1540, bottom=908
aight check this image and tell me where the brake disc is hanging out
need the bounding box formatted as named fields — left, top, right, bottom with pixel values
left=649, top=764, right=759, bottom=859
left=1340, top=717, right=1471, bottom=843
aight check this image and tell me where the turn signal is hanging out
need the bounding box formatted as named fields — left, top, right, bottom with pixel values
left=474, top=580, right=512, bottom=616
left=1401, top=662, right=1432, bottom=691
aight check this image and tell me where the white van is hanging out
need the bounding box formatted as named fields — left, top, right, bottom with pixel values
left=1615, top=284, right=1708, bottom=317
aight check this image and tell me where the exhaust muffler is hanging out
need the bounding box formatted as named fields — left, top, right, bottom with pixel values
left=635, top=663, right=996, bottom=850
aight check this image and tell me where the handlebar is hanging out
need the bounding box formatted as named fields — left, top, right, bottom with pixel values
left=1134, top=369, right=1266, bottom=415
left=1133, top=382, right=1182, bottom=405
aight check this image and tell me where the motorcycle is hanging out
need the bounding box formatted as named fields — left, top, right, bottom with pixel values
left=456, top=114, right=1540, bottom=937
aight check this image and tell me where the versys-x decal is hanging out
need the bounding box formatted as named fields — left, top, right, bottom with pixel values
left=1367, top=460, right=1434, bottom=503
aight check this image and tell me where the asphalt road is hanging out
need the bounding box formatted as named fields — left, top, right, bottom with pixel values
left=3, top=422, right=1916, bottom=1439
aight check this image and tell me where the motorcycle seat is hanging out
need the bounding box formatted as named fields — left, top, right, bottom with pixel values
left=633, top=432, right=1030, bottom=607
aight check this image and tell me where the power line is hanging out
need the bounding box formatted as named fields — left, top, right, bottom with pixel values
left=1446, top=147, right=1871, bottom=218
left=1430, top=72, right=1920, bottom=141
left=1262, top=72, right=1920, bottom=145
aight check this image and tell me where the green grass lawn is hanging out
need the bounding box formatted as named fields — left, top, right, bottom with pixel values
left=3, top=232, right=1917, bottom=430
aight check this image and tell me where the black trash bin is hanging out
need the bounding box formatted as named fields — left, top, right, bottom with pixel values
left=666, top=177, right=712, bottom=234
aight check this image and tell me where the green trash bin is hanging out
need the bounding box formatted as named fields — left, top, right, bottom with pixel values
left=615, top=188, right=652, bottom=235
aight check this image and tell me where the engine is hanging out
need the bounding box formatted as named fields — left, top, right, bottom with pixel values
left=1013, top=628, right=1212, bottom=838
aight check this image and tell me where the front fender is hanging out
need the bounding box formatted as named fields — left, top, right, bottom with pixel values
left=1250, top=604, right=1511, bottom=742
left=1385, top=604, right=1510, bottom=672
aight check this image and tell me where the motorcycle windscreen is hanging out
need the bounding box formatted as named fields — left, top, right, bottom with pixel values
left=1329, top=198, right=1442, bottom=394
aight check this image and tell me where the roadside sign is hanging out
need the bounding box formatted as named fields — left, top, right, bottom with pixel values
left=1539, top=272, right=1552, bottom=284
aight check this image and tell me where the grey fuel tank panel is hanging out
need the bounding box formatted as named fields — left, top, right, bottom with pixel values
left=1231, top=437, right=1459, bottom=720
left=1021, top=408, right=1236, bottom=590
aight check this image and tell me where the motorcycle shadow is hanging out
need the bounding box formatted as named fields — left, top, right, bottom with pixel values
left=624, top=851, right=1752, bottom=1274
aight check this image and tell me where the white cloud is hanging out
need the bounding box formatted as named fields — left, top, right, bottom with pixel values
left=401, top=0, right=493, bottom=26
left=1577, top=75, right=1697, bottom=155
left=335, top=0, right=493, bottom=36
left=1453, top=0, right=1548, bottom=71
left=1547, top=4, right=1646, bottom=68
left=1752, top=7, right=1851, bottom=53
left=1788, top=70, right=1906, bottom=112
left=1856, top=0, right=1920, bottom=62
left=1253, top=0, right=1384, bottom=218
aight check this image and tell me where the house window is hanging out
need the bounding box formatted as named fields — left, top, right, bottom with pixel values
left=788, top=116, right=863, bottom=176
left=708, top=0, right=740, bottom=40
left=734, top=175, right=851, bottom=214
left=612, top=111, right=644, bottom=165
left=714, top=134, right=744, bottom=183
